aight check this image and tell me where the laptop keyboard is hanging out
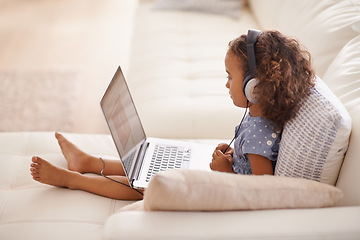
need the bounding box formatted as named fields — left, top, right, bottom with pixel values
left=146, top=144, right=191, bottom=182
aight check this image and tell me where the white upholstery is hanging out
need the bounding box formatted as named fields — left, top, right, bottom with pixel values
left=1, top=0, right=360, bottom=239
left=127, top=0, right=258, bottom=139
left=249, top=0, right=360, bottom=77
left=0, top=132, right=136, bottom=240
left=104, top=207, right=360, bottom=240
left=153, top=0, right=242, bottom=18
left=323, top=35, right=360, bottom=206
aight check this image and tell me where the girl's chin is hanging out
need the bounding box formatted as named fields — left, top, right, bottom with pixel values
left=234, top=101, right=248, bottom=108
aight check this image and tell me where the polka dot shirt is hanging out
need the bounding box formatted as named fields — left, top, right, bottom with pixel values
left=232, top=113, right=281, bottom=175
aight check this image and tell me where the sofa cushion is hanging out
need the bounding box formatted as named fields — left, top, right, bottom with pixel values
left=323, top=35, right=360, bottom=206
left=128, top=0, right=260, bottom=139
left=249, top=0, right=360, bottom=77
left=0, top=132, right=134, bottom=240
left=107, top=206, right=360, bottom=240
left=153, top=0, right=242, bottom=18
left=137, top=169, right=342, bottom=211
left=275, top=77, right=351, bottom=185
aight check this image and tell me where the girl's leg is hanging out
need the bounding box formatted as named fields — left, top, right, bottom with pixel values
left=55, top=132, right=125, bottom=176
left=30, top=156, right=143, bottom=200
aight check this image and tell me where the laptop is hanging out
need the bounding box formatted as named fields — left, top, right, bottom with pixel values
left=100, top=66, right=215, bottom=189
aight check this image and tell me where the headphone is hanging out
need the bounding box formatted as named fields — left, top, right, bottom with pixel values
left=243, top=29, right=262, bottom=103
left=223, top=30, right=262, bottom=153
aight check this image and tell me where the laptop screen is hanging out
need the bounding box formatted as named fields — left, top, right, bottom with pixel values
left=100, top=67, right=146, bottom=176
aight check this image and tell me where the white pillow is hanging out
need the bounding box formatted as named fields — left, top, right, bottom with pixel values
left=134, top=169, right=343, bottom=211
left=275, top=76, right=351, bottom=185
left=153, top=0, right=242, bottom=18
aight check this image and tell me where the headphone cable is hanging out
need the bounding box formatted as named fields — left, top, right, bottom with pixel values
left=224, top=101, right=249, bottom=153
left=99, top=157, right=144, bottom=196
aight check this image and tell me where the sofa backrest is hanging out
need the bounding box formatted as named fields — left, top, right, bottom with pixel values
left=248, top=0, right=360, bottom=77
left=322, top=35, right=360, bottom=207
left=249, top=0, right=360, bottom=206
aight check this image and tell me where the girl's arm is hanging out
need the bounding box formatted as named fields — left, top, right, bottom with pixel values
left=248, top=154, right=274, bottom=175
left=210, top=151, right=274, bottom=175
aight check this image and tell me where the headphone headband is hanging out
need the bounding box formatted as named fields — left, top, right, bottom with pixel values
left=243, top=29, right=262, bottom=103
left=246, top=29, right=262, bottom=75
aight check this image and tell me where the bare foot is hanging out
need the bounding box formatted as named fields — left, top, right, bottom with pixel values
left=30, top=156, right=78, bottom=188
left=55, top=132, right=94, bottom=173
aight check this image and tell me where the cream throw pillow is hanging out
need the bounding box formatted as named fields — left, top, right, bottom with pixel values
left=139, top=169, right=342, bottom=211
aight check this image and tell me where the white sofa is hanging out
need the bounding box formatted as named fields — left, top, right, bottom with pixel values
left=1, top=0, right=360, bottom=239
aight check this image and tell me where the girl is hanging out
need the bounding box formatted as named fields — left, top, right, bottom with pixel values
left=210, top=30, right=314, bottom=175
left=30, top=30, right=315, bottom=200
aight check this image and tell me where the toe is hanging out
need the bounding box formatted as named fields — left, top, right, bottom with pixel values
left=32, top=175, right=40, bottom=181
left=32, top=156, right=40, bottom=164
left=55, top=132, right=64, bottom=141
left=31, top=168, right=38, bottom=178
left=32, top=156, right=46, bottom=165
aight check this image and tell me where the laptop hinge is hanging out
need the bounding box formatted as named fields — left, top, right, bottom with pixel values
left=131, top=141, right=150, bottom=183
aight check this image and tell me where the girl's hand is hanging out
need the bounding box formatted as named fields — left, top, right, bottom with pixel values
left=215, top=143, right=234, bottom=156
left=210, top=150, right=235, bottom=173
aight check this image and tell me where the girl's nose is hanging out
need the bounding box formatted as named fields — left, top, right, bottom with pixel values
left=225, top=80, right=230, bottom=89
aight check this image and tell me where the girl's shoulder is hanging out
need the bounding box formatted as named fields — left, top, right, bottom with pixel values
left=245, top=114, right=278, bottom=131
left=237, top=114, right=281, bottom=140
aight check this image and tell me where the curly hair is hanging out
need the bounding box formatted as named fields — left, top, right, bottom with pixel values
left=228, top=30, right=315, bottom=130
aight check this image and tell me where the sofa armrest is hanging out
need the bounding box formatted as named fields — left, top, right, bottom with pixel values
left=103, top=206, right=360, bottom=240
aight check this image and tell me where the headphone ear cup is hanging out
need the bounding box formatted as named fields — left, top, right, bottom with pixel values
left=244, top=78, right=259, bottom=103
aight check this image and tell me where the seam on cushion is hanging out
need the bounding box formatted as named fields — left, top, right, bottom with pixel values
left=0, top=185, right=54, bottom=191
left=349, top=0, right=360, bottom=13
left=0, top=219, right=104, bottom=225
left=108, top=199, right=117, bottom=216
left=0, top=190, right=11, bottom=221
left=9, top=132, right=30, bottom=190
